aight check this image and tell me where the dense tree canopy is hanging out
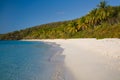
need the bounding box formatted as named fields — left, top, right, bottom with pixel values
left=0, top=1, right=120, bottom=40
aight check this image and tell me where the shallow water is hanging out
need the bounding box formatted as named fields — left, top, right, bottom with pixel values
left=0, top=40, right=64, bottom=80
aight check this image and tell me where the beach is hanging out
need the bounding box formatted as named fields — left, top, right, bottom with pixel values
left=24, top=39, right=120, bottom=80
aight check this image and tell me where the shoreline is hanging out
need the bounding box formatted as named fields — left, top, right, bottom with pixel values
left=22, top=38, right=120, bottom=80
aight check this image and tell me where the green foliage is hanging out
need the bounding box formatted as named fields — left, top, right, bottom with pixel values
left=97, top=0, right=108, bottom=9
left=0, top=1, right=120, bottom=40
left=72, top=23, right=120, bottom=39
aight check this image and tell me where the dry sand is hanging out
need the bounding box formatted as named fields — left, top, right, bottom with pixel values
left=23, top=39, right=120, bottom=80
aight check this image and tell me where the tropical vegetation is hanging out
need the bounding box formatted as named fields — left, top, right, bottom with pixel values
left=0, top=1, right=120, bottom=40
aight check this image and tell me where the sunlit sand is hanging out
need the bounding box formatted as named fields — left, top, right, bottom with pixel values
left=23, top=38, right=120, bottom=80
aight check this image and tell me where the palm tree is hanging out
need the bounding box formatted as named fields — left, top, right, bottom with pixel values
left=97, top=0, right=108, bottom=9
left=97, top=0, right=110, bottom=20
left=66, top=21, right=77, bottom=34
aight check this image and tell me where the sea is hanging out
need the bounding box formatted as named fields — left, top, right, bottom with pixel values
left=0, top=40, right=64, bottom=80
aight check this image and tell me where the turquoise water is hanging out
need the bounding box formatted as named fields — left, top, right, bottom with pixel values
left=0, top=40, right=61, bottom=80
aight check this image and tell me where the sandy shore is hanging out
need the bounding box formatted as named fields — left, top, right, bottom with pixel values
left=23, top=38, right=120, bottom=80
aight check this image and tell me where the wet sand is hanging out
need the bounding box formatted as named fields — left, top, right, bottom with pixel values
left=23, top=39, right=120, bottom=80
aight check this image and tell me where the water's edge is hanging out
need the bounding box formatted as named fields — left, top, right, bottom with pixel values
left=0, top=40, right=75, bottom=80
left=42, top=41, right=75, bottom=80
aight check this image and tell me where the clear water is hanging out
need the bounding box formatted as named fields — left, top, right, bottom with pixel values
left=0, top=40, right=60, bottom=80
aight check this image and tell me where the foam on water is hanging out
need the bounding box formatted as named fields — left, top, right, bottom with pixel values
left=0, top=40, right=64, bottom=80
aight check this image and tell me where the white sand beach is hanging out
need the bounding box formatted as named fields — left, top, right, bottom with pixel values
left=23, top=39, right=120, bottom=80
